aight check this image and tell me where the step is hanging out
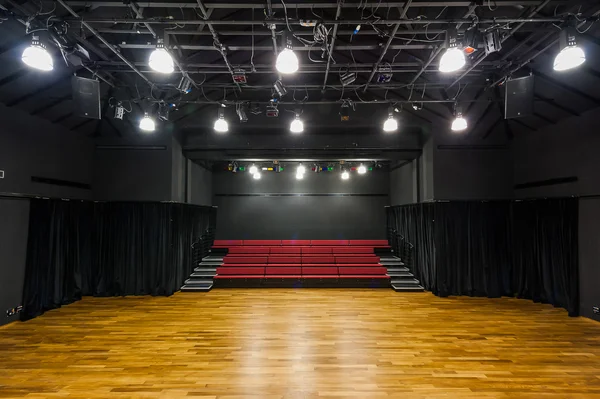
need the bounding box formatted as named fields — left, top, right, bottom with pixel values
left=198, top=262, right=223, bottom=267
left=386, top=267, right=409, bottom=273
left=181, top=284, right=213, bottom=292
left=387, top=271, right=414, bottom=278
left=184, top=279, right=213, bottom=286
left=191, top=271, right=217, bottom=278
left=391, top=284, right=425, bottom=292
left=194, top=267, right=217, bottom=273
left=204, top=256, right=224, bottom=261
left=381, top=260, right=405, bottom=266
left=391, top=279, right=420, bottom=286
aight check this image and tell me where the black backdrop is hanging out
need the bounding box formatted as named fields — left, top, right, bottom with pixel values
left=21, top=199, right=216, bottom=320
left=387, top=199, right=579, bottom=316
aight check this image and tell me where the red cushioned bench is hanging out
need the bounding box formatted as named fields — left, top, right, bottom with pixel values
left=281, top=240, right=311, bottom=246
left=243, top=240, right=282, bottom=246
left=228, top=247, right=271, bottom=254
left=335, top=256, right=380, bottom=264
left=223, top=256, right=268, bottom=264
left=270, top=247, right=302, bottom=254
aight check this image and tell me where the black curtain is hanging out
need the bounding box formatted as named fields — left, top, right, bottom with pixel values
left=387, top=199, right=579, bottom=316
left=21, top=200, right=216, bottom=321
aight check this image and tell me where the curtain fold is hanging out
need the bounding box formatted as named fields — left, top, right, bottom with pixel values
left=21, top=200, right=216, bottom=321
left=387, top=199, right=579, bottom=316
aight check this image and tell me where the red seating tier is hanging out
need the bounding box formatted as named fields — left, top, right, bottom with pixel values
left=302, top=247, right=332, bottom=254
left=270, top=247, right=302, bottom=254
left=268, top=256, right=302, bottom=264
left=302, top=266, right=338, bottom=275
left=338, top=266, right=387, bottom=275
left=228, top=247, right=270, bottom=254
left=243, top=240, right=282, bottom=246
left=281, top=240, right=311, bottom=246
left=335, top=256, right=379, bottom=264
left=217, top=267, right=264, bottom=275
left=348, top=240, right=389, bottom=246
left=266, top=267, right=302, bottom=275
left=310, top=240, right=349, bottom=246
left=223, top=256, right=267, bottom=264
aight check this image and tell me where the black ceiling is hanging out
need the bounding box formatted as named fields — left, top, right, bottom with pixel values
left=0, top=0, right=599, bottom=141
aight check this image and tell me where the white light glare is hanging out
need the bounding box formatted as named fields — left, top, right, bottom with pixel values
left=451, top=114, right=468, bottom=132
left=357, top=164, right=367, bottom=174
left=296, top=172, right=304, bottom=180
left=214, top=118, right=228, bottom=133
left=439, top=47, right=466, bottom=73
left=22, top=38, right=53, bottom=71
left=139, top=113, right=156, bottom=132
left=253, top=172, right=261, bottom=180
left=249, top=164, right=258, bottom=175
left=553, top=45, right=586, bottom=71
left=383, top=116, right=398, bottom=132
left=276, top=48, right=299, bottom=74
left=341, top=170, right=350, bottom=180
left=297, top=164, right=306, bottom=175
left=149, top=47, right=174, bottom=74
left=290, top=116, right=304, bottom=133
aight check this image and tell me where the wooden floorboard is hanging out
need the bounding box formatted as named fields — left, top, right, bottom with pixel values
left=1, top=290, right=599, bottom=398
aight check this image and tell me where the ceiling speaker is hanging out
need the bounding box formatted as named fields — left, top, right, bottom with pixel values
left=72, top=76, right=101, bottom=119
left=505, top=75, right=534, bottom=119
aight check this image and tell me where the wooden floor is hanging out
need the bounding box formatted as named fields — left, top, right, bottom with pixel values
left=1, top=290, right=600, bottom=399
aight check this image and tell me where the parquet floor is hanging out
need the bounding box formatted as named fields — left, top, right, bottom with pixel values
left=1, top=290, right=599, bottom=398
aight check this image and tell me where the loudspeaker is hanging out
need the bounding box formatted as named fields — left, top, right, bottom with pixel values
left=72, top=76, right=101, bottom=119
left=505, top=75, right=534, bottom=119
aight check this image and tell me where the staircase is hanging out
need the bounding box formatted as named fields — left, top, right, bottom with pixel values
left=181, top=255, right=222, bottom=292
left=379, top=254, right=424, bottom=292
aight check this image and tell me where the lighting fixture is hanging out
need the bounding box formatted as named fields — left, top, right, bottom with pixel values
left=357, top=164, right=367, bottom=175
left=139, top=113, right=155, bottom=132
left=451, top=114, right=468, bottom=132
left=22, top=36, right=53, bottom=71
left=340, top=103, right=350, bottom=121
left=296, top=172, right=304, bottom=180
left=554, top=26, right=586, bottom=72
left=383, top=106, right=398, bottom=132
left=340, top=71, right=357, bottom=86
left=158, top=103, right=170, bottom=121
left=274, top=80, right=287, bottom=97
left=214, top=106, right=228, bottom=133
left=439, top=28, right=466, bottom=73
left=249, top=164, right=258, bottom=175
left=276, top=32, right=298, bottom=74
left=149, top=39, right=174, bottom=74
left=297, top=163, right=306, bottom=175
left=253, top=172, right=261, bottom=180
left=177, top=75, right=193, bottom=94
left=341, top=170, right=350, bottom=180
left=290, top=111, right=304, bottom=133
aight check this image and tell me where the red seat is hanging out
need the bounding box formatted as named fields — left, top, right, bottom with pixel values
left=339, top=275, right=390, bottom=279
left=338, top=266, right=387, bottom=275
left=243, top=240, right=282, bottom=246
left=311, top=240, right=349, bottom=246
left=217, top=267, right=265, bottom=275
left=213, top=240, right=243, bottom=246
left=334, top=263, right=381, bottom=267
left=335, top=256, right=379, bottom=264
left=348, top=240, right=389, bottom=246
left=302, top=247, right=332, bottom=254
left=270, top=247, right=302, bottom=254
left=269, top=256, right=301, bottom=264
left=264, top=275, right=303, bottom=278
left=302, top=266, right=338, bottom=275
left=333, top=247, right=374, bottom=254
left=302, top=275, right=339, bottom=278
left=228, top=247, right=270, bottom=254
left=266, top=267, right=302, bottom=275
left=281, top=240, right=311, bottom=246
left=214, top=275, right=263, bottom=279
left=223, top=256, right=267, bottom=264
left=302, top=256, right=335, bottom=264
left=267, top=263, right=302, bottom=267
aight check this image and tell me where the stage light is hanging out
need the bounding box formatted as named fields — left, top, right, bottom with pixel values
left=22, top=36, right=53, bottom=71
left=341, top=170, right=350, bottom=180
left=276, top=32, right=298, bottom=74
left=451, top=114, right=467, bottom=131
left=149, top=39, right=174, bottom=74
left=139, top=112, right=155, bottom=132
left=296, top=172, right=304, bottom=180
left=554, top=27, right=585, bottom=71
left=253, top=172, right=261, bottom=180
left=249, top=164, right=258, bottom=175
left=439, top=29, right=465, bottom=73
left=297, top=163, right=306, bottom=175
left=357, top=164, right=367, bottom=174
left=214, top=106, right=228, bottom=133
left=383, top=106, right=398, bottom=132
left=274, top=80, right=287, bottom=97
left=290, top=112, right=303, bottom=133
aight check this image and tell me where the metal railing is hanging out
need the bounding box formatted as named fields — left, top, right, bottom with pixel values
left=387, top=228, right=415, bottom=273
left=192, top=227, right=216, bottom=267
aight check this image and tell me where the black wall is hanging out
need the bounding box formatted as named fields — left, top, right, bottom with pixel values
left=213, top=169, right=389, bottom=239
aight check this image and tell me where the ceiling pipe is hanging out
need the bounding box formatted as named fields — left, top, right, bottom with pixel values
left=322, top=0, right=345, bottom=91
left=363, top=0, right=413, bottom=93
left=129, top=3, right=157, bottom=38
left=102, top=43, right=485, bottom=51
left=446, top=0, right=551, bottom=89
left=152, top=99, right=510, bottom=105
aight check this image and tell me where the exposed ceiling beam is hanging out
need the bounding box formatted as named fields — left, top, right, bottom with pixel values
left=0, top=69, right=29, bottom=87
left=6, top=73, right=75, bottom=107
left=534, top=94, right=579, bottom=116
left=322, top=0, right=344, bottom=91
left=30, top=94, right=72, bottom=116
left=102, top=43, right=487, bottom=51
left=534, top=70, right=600, bottom=106
left=70, top=118, right=95, bottom=131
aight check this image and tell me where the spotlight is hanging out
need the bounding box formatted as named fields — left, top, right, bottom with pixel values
left=383, top=106, right=398, bottom=132
left=22, top=36, right=53, bottom=71
left=554, top=26, right=585, bottom=71
left=139, top=112, right=155, bottom=132
left=249, top=164, right=258, bottom=175
left=237, top=103, right=248, bottom=123
left=297, top=163, right=306, bottom=175
left=290, top=111, right=303, bottom=133
left=232, top=69, right=247, bottom=84
left=341, top=170, right=350, bottom=180
left=357, top=164, right=367, bottom=175
left=158, top=103, right=170, bottom=121
left=340, top=103, right=350, bottom=121
left=114, top=103, right=125, bottom=120
left=214, top=106, right=228, bottom=133
left=266, top=99, right=279, bottom=117
left=276, top=32, right=298, bottom=74
left=274, top=80, right=287, bottom=97
left=451, top=114, right=467, bottom=132
left=177, top=75, right=193, bottom=94
left=296, top=172, right=304, bottom=180
left=149, top=39, right=174, bottom=74
left=376, top=65, right=393, bottom=83
left=253, top=172, right=262, bottom=180
left=340, top=71, right=357, bottom=86
left=439, top=28, right=465, bottom=73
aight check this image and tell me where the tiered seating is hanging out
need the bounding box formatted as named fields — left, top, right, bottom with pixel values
left=213, top=240, right=390, bottom=285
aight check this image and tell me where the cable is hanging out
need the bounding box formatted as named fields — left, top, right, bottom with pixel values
left=280, top=0, right=292, bottom=32
left=250, top=7, right=256, bottom=71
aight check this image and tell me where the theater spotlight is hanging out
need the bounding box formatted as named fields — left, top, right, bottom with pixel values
left=357, top=164, right=367, bottom=175
left=249, top=164, right=258, bottom=175
left=554, top=26, right=586, bottom=71
left=341, top=170, right=350, bottom=180
left=253, top=172, right=262, bottom=180
left=297, top=163, right=306, bottom=175
left=290, top=110, right=304, bottom=133
left=214, top=106, right=228, bottom=133
left=139, top=112, right=156, bottom=132
left=276, top=31, right=298, bottom=74
left=383, top=106, right=398, bottom=132
left=296, top=172, right=304, bottom=180
left=149, top=38, right=174, bottom=74
left=439, top=28, right=466, bottom=73
left=451, top=105, right=467, bottom=132
left=22, top=35, right=53, bottom=71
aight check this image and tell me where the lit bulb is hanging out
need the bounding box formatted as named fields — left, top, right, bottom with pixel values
left=149, top=48, right=174, bottom=74
left=341, top=171, right=350, bottom=180
left=139, top=113, right=155, bottom=132
left=357, top=164, right=367, bottom=174
left=276, top=48, right=299, bottom=74
left=296, top=172, right=304, bottom=180
left=214, top=118, right=228, bottom=133
left=383, top=117, right=398, bottom=132
left=249, top=164, right=258, bottom=175
left=297, top=164, right=306, bottom=174
left=553, top=45, right=586, bottom=71
left=290, top=117, right=304, bottom=133
left=439, top=47, right=466, bottom=73
left=253, top=172, right=261, bottom=180
left=22, top=41, right=53, bottom=71
left=451, top=115, right=467, bottom=132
